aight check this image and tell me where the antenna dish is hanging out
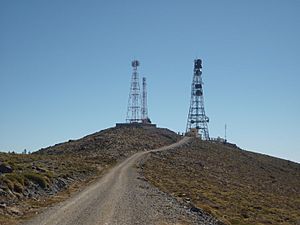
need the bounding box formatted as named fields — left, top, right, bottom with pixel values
left=131, top=60, right=140, bottom=68
left=194, top=59, right=202, bottom=69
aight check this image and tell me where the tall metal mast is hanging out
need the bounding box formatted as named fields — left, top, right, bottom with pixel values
left=225, top=123, right=227, bottom=142
left=126, top=60, right=142, bottom=123
left=141, top=77, right=148, bottom=121
left=186, top=59, right=210, bottom=140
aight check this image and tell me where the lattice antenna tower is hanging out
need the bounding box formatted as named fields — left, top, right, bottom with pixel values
left=126, top=60, right=142, bottom=123
left=186, top=59, right=210, bottom=140
left=141, top=77, right=148, bottom=121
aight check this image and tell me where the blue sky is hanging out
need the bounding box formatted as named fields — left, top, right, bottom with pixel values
left=0, top=1, right=299, bottom=162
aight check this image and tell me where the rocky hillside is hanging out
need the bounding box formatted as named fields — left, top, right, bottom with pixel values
left=37, top=125, right=180, bottom=161
left=0, top=125, right=180, bottom=225
left=141, top=138, right=300, bottom=225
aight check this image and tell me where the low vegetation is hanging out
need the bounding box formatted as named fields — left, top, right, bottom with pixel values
left=0, top=152, right=99, bottom=224
left=142, top=138, right=300, bottom=225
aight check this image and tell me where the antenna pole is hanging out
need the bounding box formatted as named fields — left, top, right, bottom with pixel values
left=225, top=124, right=227, bottom=142
left=141, top=77, right=148, bottom=121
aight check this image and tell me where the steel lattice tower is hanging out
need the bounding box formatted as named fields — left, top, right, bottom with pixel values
left=141, top=77, right=148, bottom=121
left=186, top=59, right=210, bottom=140
left=126, top=60, right=142, bottom=123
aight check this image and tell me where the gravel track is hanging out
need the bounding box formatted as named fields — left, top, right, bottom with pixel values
left=21, top=137, right=219, bottom=225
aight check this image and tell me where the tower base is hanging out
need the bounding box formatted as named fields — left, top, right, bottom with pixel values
left=115, top=123, right=157, bottom=128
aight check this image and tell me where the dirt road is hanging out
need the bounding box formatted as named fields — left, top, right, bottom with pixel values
left=22, top=137, right=217, bottom=225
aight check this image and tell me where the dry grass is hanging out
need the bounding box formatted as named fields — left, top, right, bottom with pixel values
left=0, top=215, right=18, bottom=225
left=143, top=138, right=300, bottom=225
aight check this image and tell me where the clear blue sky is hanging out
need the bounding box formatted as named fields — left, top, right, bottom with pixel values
left=1, top=1, right=299, bottom=162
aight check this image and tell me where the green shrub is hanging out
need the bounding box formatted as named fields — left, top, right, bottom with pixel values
left=13, top=182, right=24, bottom=193
left=5, top=173, right=24, bottom=185
left=24, top=173, right=47, bottom=188
left=44, top=171, right=54, bottom=178
left=4, top=178, right=14, bottom=190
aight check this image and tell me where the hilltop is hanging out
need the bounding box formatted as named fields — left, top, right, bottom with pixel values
left=0, top=125, right=180, bottom=224
left=141, top=138, right=300, bottom=225
left=1, top=125, right=299, bottom=225
left=37, top=125, right=179, bottom=161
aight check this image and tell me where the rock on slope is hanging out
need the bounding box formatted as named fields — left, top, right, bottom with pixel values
left=142, top=138, right=300, bottom=225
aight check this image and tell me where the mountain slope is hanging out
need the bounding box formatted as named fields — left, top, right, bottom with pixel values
left=0, top=125, right=180, bottom=225
left=22, top=138, right=221, bottom=225
left=142, top=138, right=300, bottom=225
